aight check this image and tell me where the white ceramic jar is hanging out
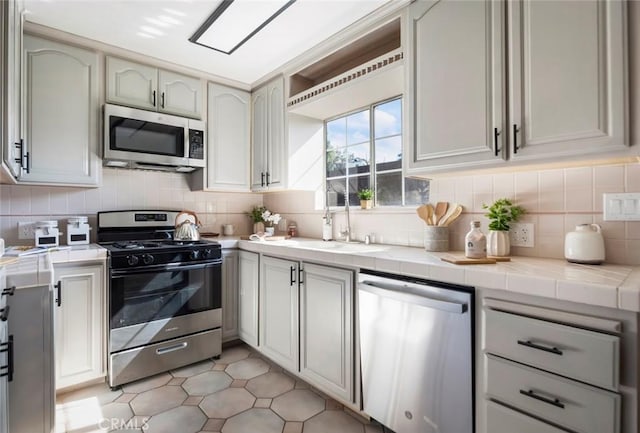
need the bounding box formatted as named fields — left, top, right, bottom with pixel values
left=564, top=223, right=605, bottom=264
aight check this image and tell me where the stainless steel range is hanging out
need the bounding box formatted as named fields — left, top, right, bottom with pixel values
left=98, top=210, right=222, bottom=388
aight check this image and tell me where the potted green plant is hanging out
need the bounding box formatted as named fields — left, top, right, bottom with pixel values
left=357, top=188, right=374, bottom=209
left=482, top=198, right=525, bottom=256
left=246, top=205, right=266, bottom=233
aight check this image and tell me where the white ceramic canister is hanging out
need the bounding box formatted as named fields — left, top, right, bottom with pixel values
left=67, top=216, right=91, bottom=245
left=564, top=223, right=605, bottom=264
left=35, top=220, right=60, bottom=247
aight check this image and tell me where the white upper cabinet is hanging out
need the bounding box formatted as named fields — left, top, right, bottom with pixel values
left=194, top=83, right=250, bottom=191
left=106, top=56, right=202, bottom=119
left=251, top=76, right=286, bottom=191
left=508, top=0, right=627, bottom=160
left=407, top=0, right=505, bottom=173
left=20, top=35, right=101, bottom=186
left=406, top=0, right=627, bottom=174
left=2, top=0, right=24, bottom=178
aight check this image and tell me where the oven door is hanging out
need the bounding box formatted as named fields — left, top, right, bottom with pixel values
left=109, top=261, right=221, bottom=352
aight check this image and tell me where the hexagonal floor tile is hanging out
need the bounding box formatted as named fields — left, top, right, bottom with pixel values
left=171, top=360, right=214, bottom=378
left=245, top=371, right=294, bottom=398
left=225, top=358, right=269, bottom=380
left=221, top=408, right=284, bottom=433
left=144, top=405, right=206, bottom=433
left=182, top=371, right=233, bottom=396
left=122, top=373, right=173, bottom=394
left=216, top=346, right=251, bottom=364
left=130, top=385, right=187, bottom=416
left=271, top=389, right=325, bottom=421
left=304, top=410, right=365, bottom=433
left=100, top=402, right=134, bottom=429
left=199, top=388, right=256, bottom=418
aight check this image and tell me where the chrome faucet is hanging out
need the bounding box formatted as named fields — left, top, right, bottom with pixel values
left=340, top=195, right=351, bottom=242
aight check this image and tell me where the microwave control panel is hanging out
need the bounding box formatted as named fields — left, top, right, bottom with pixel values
left=188, top=129, right=205, bottom=160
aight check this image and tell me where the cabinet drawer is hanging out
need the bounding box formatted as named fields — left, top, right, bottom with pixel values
left=485, top=308, right=619, bottom=389
left=486, top=400, right=566, bottom=433
left=486, top=355, right=620, bottom=433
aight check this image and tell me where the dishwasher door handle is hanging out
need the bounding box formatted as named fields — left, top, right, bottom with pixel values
left=359, top=280, right=468, bottom=314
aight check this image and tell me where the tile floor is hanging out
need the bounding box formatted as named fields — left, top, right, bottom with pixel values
left=56, top=344, right=384, bottom=433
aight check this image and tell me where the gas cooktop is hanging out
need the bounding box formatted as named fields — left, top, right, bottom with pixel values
left=101, top=239, right=218, bottom=252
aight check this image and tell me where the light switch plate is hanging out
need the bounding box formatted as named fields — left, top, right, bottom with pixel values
left=603, top=193, right=640, bottom=221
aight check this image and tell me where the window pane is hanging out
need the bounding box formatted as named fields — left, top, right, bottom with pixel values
left=326, top=147, right=346, bottom=178
left=327, top=118, right=346, bottom=149
left=346, top=110, right=370, bottom=145
left=348, top=176, right=370, bottom=206
left=375, top=136, right=402, bottom=171
left=374, top=99, right=402, bottom=138
left=326, top=179, right=346, bottom=207
left=347, top=143, right=370, bottom=175
left=376, top=172, right=402, bottom=206
left=405, top=177, right=430, bottom=206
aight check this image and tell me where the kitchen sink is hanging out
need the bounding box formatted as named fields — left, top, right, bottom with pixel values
left=272, top=239, right=389, bottom=254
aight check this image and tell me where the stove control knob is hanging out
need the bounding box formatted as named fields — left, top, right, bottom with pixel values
left=142, top=254, right=154, bottom=265
left=204, top=249, right=213, bottom=258
left=189, top=250, right=200, bottom=260
left=127, top=255, right=139, bottom=266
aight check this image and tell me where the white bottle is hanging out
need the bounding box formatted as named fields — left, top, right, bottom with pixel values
left=465, top=221, right=487, bottom=258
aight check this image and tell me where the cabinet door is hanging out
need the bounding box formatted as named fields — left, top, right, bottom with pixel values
left=508, top=0, right=627, bottom=160
left=21, top=35, right=100, bottom=186
left=259, top=256, right=299, bottom=372
left=7, top=285, right=54, bottom=433
left=158, top=69, right=202, bottom=119
left=300, top=263, right=354, bottom=403
left=265, top=76, right=285, bottom=189
left=106, top=56, right=157, bottom=111
left=2, top=0, right=23, bottom=178
left=238, top=251, right=259, bottom=347
left=53, top=264, right=105, bottom=391
left=206, top=84, right=251, bottom=191
left=222, top=250, right=239, bottom=342
left=406, top=0, right=505, bottom=174
left=251, top=86, right=268, bottom=191
left=0, top=318, right=7, bottom=433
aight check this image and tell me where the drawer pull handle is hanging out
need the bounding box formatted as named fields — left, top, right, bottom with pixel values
left=519, top=389, right=565, bottom=409
left=517, top=339, right=563, bottom=356
left=156, top=342, right=188, bottom=355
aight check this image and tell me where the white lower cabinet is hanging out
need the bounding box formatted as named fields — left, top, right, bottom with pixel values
left=300, top=263, right=354, bottom=403
left=53, top=263, right=105, bottom=391
left=482, top=298, right=621, bottom=433
left=259, top=256, right=299, bottom=372
left=238, top=251, right=259, bottom=347
left=222, top=250, right=239, bottom=342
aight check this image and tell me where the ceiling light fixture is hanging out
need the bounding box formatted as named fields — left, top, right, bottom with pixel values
left=189, top=0, right=296, bottom=55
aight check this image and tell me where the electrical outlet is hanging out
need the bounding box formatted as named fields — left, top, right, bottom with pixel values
left=510, top=223, right=534, bottom=247
left=18, top=222, right=35, bottom=240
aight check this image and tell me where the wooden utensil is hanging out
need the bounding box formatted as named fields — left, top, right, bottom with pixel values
left=441, top=204, right=463, bottom=227
left=416, top=205, right=432, bottom=225
left=434, top=202, right=448, bottom=225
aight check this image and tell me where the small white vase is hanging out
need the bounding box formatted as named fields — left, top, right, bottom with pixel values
left=265, top=227, right=275, bottom=237
left=487, top=230, right=510, bottom=256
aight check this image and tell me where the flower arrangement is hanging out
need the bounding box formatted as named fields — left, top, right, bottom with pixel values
left=482, top=198, right=525, bottom=231
left=261, top=209, right=282, bottom=227
left=246, top=206, right=281, bottom=227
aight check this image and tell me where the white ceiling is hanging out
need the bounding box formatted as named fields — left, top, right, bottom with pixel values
left=23, top=0, right=392, bottom=86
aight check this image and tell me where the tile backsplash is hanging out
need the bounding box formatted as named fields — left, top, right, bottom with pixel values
left=0, top=168, right=263, bottom=245
left=1, top=163, right=638, bottom=265
left=264, top=162, right=640, bottom=266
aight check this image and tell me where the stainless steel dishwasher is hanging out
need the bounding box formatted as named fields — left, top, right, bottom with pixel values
left=358, top=270, right=474, bottom=433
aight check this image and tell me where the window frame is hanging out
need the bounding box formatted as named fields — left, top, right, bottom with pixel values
left=324, top=95, right=412, bottom=208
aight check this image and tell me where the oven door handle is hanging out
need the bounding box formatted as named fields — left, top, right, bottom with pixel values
left=111, top=260, right=222, bottom=276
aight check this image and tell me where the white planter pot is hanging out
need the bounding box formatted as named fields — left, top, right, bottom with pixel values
left=487, top=230, right=510, bottom=256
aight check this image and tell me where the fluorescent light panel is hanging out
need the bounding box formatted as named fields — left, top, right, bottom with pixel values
left=190, top=0, right=296, bottom=55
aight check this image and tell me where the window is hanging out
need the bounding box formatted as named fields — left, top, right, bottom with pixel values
left=325, top=97, right=429, bottom=207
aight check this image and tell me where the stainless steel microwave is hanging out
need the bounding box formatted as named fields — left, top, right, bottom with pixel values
left=103, top=104, right=205, bottom=172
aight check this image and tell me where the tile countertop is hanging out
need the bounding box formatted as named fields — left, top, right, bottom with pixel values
left=238, top=238, right=640, bottom=312
left=2, top=244, right=108, bottom=289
